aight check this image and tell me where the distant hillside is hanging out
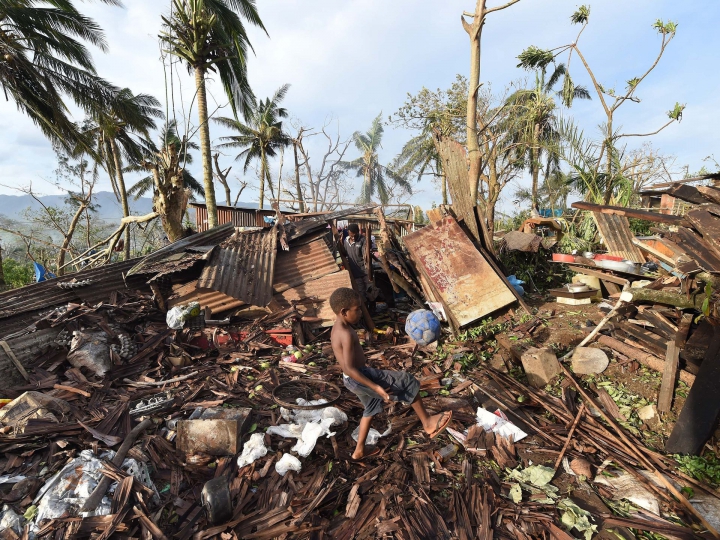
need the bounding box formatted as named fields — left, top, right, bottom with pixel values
left=0, top=192, right=154, bottom=223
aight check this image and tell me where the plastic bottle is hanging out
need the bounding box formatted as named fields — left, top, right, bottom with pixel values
left=438, top=443, right=459, bottom=462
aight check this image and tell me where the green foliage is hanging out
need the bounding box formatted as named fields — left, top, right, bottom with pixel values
left=516, top=46, right=555, bottom=70
left=702, top=282, right=713, bottom=317
left=570, top=5, right=590, bottom=25
left=653, top=19, right=678, bottom=35
left=628, top=218, right=653, bottom=236
left=675, top=452, right=720, bottom=487
left=2, top=259, right=34, bottom=288
left=667, top=102, right=685, bottom=121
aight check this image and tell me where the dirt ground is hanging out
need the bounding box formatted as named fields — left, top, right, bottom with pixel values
left=459, top=291, right=705, bottom=455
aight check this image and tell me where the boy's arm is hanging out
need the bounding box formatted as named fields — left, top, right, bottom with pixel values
left=338, top=332, right=390, bottom=402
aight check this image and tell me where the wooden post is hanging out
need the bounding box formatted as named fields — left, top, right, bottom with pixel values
left=364, top=226, right=373, bottom=282
left=658, top=313, right=692, bottom=414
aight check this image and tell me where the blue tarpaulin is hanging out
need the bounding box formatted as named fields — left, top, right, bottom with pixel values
left=33, top=262, right=56, bottom=282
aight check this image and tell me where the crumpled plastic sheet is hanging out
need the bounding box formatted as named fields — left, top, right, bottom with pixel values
left=476, top=407, right=527, bottom=442
left=67, top=330, right=112, bottom=377
left=593, top=472, right=660, bottom=515
left=32, top=449, right=159, bottom=525
left=351, top=423, right=392, bottom=446
left=275, top=454, right=302, bottom=476
left=236, top=433, right=268, bottom=468
left=0, top=505, right=23, bottom=535
left=268, top=399, right=347, bottom=457
left=166, top=306, right=185, bottom=330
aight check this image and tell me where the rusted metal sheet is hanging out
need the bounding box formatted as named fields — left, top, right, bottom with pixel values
left=128, top=223, right=235, bottom=276
left=403, top=216, right=515, bottom=327
left=272, top=271, right=353, bottom=326
left=284, top=204, right=379, bottom=241
left=167, top=283, right=245, bottom=315
left=176, top=408, right=251, bottom=456
left=0, top=328, right=62, bottom=393
left=191, top=203, right=279, bottom=231
left=273, top=237, right=338, bottom=293
left=198, top=228, right=278, bottom=306
left=0, top=258, right=150, bottom=338
left=592, top=213, right=645, bottom=263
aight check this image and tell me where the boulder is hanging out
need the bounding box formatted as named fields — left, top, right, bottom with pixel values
left=571, top=347, right=609, bottom=375
left=520, top=347, right=561, bottom=388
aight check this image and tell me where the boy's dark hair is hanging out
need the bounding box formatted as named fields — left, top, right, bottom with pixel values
left=347, top=223, right=360, bottom=234
left=330, top=287, right=362, bottom=314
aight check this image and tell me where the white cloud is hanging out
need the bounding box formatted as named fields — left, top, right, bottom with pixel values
left=0, top=0, right=717, bottom=213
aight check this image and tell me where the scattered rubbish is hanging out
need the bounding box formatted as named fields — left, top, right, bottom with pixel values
left=177, top=407, right=252, bottom=456
left=275, top=453, right=302, bottom=476
left=236, top=433, right=269, bottom=468
left=506, top=275, right=525, bottom=296
left=166, top=302, right=201, bottom=330
left=0, top=392, right=71, bottom=434
left=476, top=407, right=527, bottom=442
left=0, top=505, right=23, bottom=535
left=594, top=471, right=660, bottom=515
left=351, top=423, right=392, bottom=446
left=569, top=457, right=593, bottom=478
left=637, top=404, right=657, bottom=421
left=67, top=330, right=112, bottom=376
left=201, top=477, right=232, bottom=525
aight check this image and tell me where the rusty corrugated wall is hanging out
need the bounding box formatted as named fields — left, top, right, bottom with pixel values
left=273, top=237, right=338, bottom=293
left=197, top=228, right=278, bottom=306
left=192, top=204, right=279, bottom=231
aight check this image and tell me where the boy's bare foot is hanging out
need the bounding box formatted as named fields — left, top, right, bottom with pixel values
left=423, top=411, right=452, bottom=439
left=351, top=447, right=381, bottom=461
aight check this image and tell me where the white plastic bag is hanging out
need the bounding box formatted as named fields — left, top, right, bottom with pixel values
left=351, top=423, right=392, bottom=446
left=236, top=433, right=268, bottom=468
left=166, top=307, right=185, bottom=330
left=275, top=454, right=302, bottom=476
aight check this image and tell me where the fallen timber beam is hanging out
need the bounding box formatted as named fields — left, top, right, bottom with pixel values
left=619, top=288, right=708, bottom=311
left=597, top=335, right=695, bottom=386
left=666, top=326, right=720, bottom=455
left=571, top=202, right=689, bottom=227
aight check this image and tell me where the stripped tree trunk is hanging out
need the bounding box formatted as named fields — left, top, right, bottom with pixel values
left=110, top=137, right=131, bottom=260
left=194, top=66, right=218, bottom=227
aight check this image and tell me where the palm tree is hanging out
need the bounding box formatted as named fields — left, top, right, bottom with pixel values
left=0, top=0, right=119, bottom=151
left=214, top=84, right=291, bottom=209
left=85, top=88, right=163, bottom=259
left=393, top=131, right=446, bottom=204
left=342, top=114, right=412, bottom=205
left=128, top=121, right=204, bottom=241
left=160, top=0, right=266, bottom=229
left=507, top=65, right=590, bottom=206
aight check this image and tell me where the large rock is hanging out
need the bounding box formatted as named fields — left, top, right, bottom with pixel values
left=520, top=347, right=561, bottom=388
left=571, top=347, right=609, bottom=375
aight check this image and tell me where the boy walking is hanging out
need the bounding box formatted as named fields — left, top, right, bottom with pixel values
left=330, top=287, right=452, bottom=460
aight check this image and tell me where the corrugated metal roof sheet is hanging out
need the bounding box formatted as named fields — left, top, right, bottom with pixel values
left=273, top=270, right=353, bottom=326
left=284, top=204, right=378, bottom=241
left=197, top=228, right=278, bottom=306
left=127, top=223, right=235, bottom=276
left=0, top=258, right=151, bottom=339
left=273, top=237, right=339, bottom=293
left=167, top=283, right=245, bottom=315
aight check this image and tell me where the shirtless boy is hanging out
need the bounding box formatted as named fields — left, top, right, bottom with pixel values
left=330, top=287, right=452, bottom=460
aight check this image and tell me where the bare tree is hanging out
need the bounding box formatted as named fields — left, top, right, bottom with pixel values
left=462, top=0, right=523, bottom=204
left=293, top=120, right=353, bottom=212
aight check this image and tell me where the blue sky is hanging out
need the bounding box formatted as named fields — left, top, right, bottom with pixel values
left=0, top=0, right=717, bottom=216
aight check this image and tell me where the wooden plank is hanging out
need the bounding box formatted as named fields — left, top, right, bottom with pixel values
left=664, top=227, right=720, bottom=271
left=618, top=323, right=668, bottom=357
left=666, top=326, right=720, bottom=454
left=593, top=213, right=645, bottom=262
left=403, top=216, right=515, bottom=327
left=571, top=201, right=689, bottom=226
left=658, top=314, right=693, bottom=414
left=665, top=183, right=708, bottom=205
left=637, top=308, right=676, bottom=340
left=658, top=341, right=680, bottom=414
left=685, top=209, right=720, bottom=260
left=632, top=238, right=676, bottom=265
left=602, top=280, right=621, bottom=296
left=567, top=265, right=629, bottom=286
left=698, top=185, right=720, bottom=205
